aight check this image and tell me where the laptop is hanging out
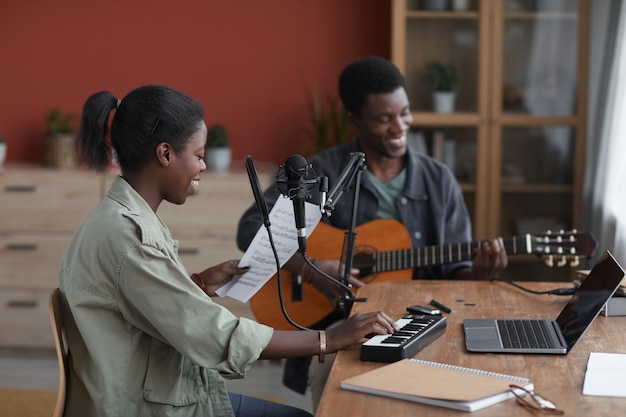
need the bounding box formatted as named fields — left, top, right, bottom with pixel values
left=464, top=250, right=625, bottom=354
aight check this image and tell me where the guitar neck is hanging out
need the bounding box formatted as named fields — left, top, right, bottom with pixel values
left=374, top=236, right=529, bottom=273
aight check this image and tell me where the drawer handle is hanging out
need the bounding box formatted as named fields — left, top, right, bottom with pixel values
left=179, top=247, right=199, bottom=255
left=6, top=243, right=38, bottom=251
left=4, top=184, right=36, bottom=192
left=7, top=299, right=38, bottom=308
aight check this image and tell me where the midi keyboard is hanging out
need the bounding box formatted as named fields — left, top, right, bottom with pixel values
left=360, top=314, right=447, bottom=363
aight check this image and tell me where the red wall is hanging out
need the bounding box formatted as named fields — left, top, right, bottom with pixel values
left=0, top=0, right=390, bottom=165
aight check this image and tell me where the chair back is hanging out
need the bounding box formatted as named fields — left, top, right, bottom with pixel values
left=49, top=288, right=68, bottom=417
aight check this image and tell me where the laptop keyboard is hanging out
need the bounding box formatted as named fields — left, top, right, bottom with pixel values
left=497, top=319, right=558, bottom=349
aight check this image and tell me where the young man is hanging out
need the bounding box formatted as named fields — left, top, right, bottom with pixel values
left=236, top=56, right=508, bottom=410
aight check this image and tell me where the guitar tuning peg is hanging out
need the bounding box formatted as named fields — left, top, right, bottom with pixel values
left=570, top=257, right=580, bottom=267
left=545, top=255, right=554, bottom=267
left=556, top=257, right=567, bottom=267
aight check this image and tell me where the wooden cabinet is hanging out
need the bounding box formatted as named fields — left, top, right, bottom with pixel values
left=0, top=165, right=269, bottom=349
left=0, top=167, right=105, bottom=349
left=391, top=0, right=588, bottom=281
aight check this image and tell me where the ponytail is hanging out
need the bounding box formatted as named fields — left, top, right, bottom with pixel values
left=76, top=91, right=117, bottom=172
left=77, top=85, right=204, bottom=175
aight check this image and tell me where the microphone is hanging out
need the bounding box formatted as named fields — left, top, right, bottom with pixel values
left=284, top=154, right=309, bottom=255
left=244, top=155, right=271, bottom=229
left=319, top=176, right=329, bottom=214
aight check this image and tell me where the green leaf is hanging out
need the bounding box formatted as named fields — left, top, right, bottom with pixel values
left=423, top=62, right=462, bottom=92
left=206, top=124, right=229, bottom=147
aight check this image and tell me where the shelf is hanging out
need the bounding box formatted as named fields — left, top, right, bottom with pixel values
left=504, top=12, right=579, bottom=20
left=459, top=183, right=476, bottom=193
left=410, top=112, right=481, bottom=126
left=405, top=11, right=480, bottom=19
left=500, top=184, right=574, bottom=193
left=498, top=114, right=579, bottom=126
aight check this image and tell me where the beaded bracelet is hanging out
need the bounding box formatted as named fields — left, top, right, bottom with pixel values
left=318, top=330, right=327, bottom=363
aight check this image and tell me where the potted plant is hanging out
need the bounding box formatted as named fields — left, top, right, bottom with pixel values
left=0, top=136, right=6, bottom=171
left=295, top=82, right=353, bottom=156
left=423, top=62, right=462, bottom=113
left=42, top=108, right=77, bottom=168
left=205, top=124, right=231, bottom=173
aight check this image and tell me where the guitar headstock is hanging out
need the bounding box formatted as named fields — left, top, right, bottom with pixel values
left=529, top=230, right=598, bottom=267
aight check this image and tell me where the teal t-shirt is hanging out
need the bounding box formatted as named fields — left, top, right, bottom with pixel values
left=366, top=168, right=406, bottom=220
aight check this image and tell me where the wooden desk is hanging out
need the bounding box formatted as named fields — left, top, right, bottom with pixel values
left=316, top=280, right=626, bottom=416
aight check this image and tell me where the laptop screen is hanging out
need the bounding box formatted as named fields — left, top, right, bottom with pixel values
left=555, top=251, right=625, bottom=349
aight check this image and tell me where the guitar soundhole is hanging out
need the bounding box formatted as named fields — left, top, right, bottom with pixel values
left=353, top=246, right=377, bottom=283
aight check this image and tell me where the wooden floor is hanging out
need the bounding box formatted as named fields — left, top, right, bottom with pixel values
left=0, top=297, right=313, bottom=414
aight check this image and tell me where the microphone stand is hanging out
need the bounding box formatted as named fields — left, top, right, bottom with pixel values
left=322, top=152, right=367, bottom=318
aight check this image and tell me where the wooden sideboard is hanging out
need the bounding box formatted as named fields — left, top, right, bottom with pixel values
left=0, top=167, right=104, bottom=349
left=0, top=164, right=271, bottom=350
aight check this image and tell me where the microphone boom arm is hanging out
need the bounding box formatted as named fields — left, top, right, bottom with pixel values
left=320, top=152, right=368, bottom=317
left=322, top=152, right=366, bottom=217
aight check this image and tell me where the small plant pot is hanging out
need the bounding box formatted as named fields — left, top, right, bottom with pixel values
left=452, top=0, right=470, bottom=11
left=42, top=133, right=77, bottom=169
left=432, top=92, right=457, bottom=113
left=425, top=0, right=450, bottom=10
left=206, top=147, right=231, bottom=173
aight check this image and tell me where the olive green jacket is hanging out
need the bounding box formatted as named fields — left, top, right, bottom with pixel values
left=60, top=176, right=272, bottom=417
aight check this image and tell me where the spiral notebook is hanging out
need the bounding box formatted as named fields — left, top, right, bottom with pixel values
left=340, top=358, right=532, bottom=412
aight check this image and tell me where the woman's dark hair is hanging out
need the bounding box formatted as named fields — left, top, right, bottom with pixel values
left=76, top=84, right=205, bottom=173
left=338, top=56, right=407, bottom=116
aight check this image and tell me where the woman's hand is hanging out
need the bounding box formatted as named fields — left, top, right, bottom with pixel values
left=191, top=260, right=248, bottom=296
left=260, top=309, right=398, bottom=360
left=326, top=311, right=399, bottom=352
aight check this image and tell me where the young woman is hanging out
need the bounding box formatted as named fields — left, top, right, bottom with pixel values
left=60, top=84, right=397, bottom=417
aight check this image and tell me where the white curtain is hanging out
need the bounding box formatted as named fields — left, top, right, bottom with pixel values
left=523, top=2, right=578, bottom=182
left=583, top=1, right=626, bottom=267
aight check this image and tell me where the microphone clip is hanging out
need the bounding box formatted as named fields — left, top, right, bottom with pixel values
left=274, top=160, right=320, bottom=199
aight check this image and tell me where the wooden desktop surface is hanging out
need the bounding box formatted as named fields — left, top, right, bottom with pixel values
left=316, top=280, right=626, bottom=416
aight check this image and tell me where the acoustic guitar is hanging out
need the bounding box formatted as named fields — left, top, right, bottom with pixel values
left=249, top=218, right=598, bottom=330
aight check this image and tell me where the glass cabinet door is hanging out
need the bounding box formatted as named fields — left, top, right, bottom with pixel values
left=501, top=0, right=580, bottom=117
left=391, top=0, right=588, bottom=280
left=401, top=3, right=481, bottom=113
left=491, top=0, right=586, bottom=280
left=392, top=0, right=488, bottom=237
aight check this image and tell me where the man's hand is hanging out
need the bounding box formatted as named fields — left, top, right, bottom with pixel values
left=306, top=259, right=364, bottom=307
left=471, top=237, right=508, bottom=280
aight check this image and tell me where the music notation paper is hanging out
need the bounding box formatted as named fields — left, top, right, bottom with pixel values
left=215, top=196, right=321, bottom=302
left=583, top=352, right=626, bottom=397
left=340, top=358, right=533, bottom=412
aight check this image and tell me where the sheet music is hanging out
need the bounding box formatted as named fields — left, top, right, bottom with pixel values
left=215, top=196, right=322, bottom=302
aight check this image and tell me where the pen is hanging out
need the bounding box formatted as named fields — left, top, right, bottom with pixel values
left=430, top=299, right=452, bottom=313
